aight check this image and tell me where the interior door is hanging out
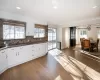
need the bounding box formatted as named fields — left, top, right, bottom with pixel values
left=70, top=27, right=76, bottom=47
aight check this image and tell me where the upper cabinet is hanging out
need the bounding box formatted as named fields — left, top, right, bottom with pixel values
left=34, top=24, right=48, bottom=39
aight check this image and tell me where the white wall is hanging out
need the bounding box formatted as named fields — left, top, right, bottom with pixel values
left=57, top=27, right=70, bottom=49
left=62, top=27, right=70, bottom=49
left=0, top=11, right=47, bottom=36
left=87, top=27, right=98, bottom=41
left=57, top=27, right=63, bottom=49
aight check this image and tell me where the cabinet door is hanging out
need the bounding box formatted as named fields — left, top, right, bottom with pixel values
left=40, top=43, right=46, bottom=55
left=7, top=48, right=18, bottom=67
left=0, top=50, right=8, bottom=74
left=15, top=46, right=25, bottom=64
left=21, top=45, right=32, bottom=61
left=45, top=42, right=48, bottom=53
left=31, top=45, right=37, bottom=59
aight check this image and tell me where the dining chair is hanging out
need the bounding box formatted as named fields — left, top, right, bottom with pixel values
left=92, top=39, right=99, bottom=52
left=80, top=38, right=85, bottom=50
left=83, top=39, right=91, bottom=52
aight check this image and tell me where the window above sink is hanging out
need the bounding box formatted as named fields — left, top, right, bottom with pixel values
left=34, top=24, right=48, bottom=38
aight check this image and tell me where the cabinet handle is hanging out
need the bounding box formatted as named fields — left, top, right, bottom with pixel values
left=6, top=55, right=8, bottom=59
left=16, top=53, right=17, bottom=56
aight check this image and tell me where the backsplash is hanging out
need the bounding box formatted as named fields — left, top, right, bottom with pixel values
left=4, top=36, right=48, bottom=46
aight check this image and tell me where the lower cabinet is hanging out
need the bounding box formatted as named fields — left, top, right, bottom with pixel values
left=7, top=47, right=20, bottom=68
left=0, top=42, right=48, bottom=74
left=0, top=50, right=8, bottom=74
left=7, top=42, right=48, bottom=68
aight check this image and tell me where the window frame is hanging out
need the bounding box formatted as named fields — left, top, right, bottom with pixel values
left=98, top=29, right=100, bottom=39
left=79, top=29, right=87, bottom=38
left=1, top=19, right=26, bottom=40
left=34, top=28, right=45, bottom=38
left=34, top=24, right=47, bottom=38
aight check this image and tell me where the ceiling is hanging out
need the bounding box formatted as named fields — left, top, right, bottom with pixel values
left=0, top=0, right=100, bottom=25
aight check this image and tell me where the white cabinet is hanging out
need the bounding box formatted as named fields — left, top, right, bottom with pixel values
left=7, top=46, right=32, bottom=67
left=0, top=42, right=48, bottom=74
left=31, top=45, right=37, bottom=59
left=0, top=49, right=8, bottom=74
left=7, top=47, right=20, bottom=67
left=45, top=42, right=48, bottom=53
left=21, top=45, right=32, bottom=61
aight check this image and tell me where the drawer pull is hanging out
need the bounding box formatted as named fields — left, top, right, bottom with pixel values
left=6, top=55, right=8, bottom=59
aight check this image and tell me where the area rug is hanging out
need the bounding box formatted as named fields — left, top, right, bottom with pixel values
left=73, top=46, right=100, bottom=59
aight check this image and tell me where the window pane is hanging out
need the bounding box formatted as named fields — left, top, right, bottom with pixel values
left=15, top=26, right=25, bottom=39
left=53, top=42, right=56, bottom=48
left=15, top=26, right=20, bottom=39
left=9, top=26, right=14, bottom=39
left=53, top=36, right=56, bottom=40
left=34, top=28, right=45, bottom=38
left=3, top=25, right=14, bottom=39
left=34, top=28, right=39, bottom=38
left=3, top=25, right=10, bottom=39
left=48, top=36, right=52, bottom=41
left=39, top=29, right=45, bottom=37
left=80, top=30, right=87, bottom=38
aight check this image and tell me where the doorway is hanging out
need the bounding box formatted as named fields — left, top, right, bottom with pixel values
left=70, top=27, right=76, bottom=47
left=48, top=28, right=57, bottom=50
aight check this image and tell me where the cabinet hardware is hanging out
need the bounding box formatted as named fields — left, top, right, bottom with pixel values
left=6, top=55, right=8, bottom=59
left=16, top=53, right=17, bottom=56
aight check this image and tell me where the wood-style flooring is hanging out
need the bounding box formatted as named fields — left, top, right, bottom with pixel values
left=62, top=48, right=100, bottom=73
left=0, top=53, right=73, bottom=80
left=1, top=47, right=100, bottom=80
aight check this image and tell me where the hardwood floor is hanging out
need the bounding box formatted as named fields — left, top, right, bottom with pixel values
left=62, top=48, right=100, bottom=73
left=1, top=47, right=100, bottom=80
left=0, top=54, right=73, bottom=80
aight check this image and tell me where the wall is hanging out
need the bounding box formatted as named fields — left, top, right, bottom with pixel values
left=56, top=27, right=63, bottom=49
left=57, top=27, right=70, bottom=49
left=0, top=11, right=47, bottom=36
left=87, top=26, right=98, bottom=41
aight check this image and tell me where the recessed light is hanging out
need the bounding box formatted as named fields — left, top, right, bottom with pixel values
left=16, top=7, right=21, bottom=10
left=53, top=6, right=57, bottom=9
left=93, top=6, right=97, bottom=8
